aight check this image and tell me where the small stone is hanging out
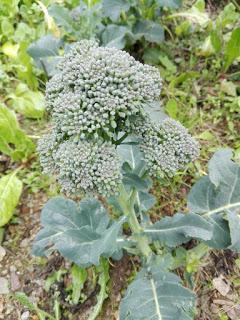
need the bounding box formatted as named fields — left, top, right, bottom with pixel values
left=0, top=247, right=6, bottom=262
left=10, top=270, right=21, bottom=291
left=21, top=311, right=30, bottom=320
left=20, top=238, right=29, bottom=248
left=0, top=277, right=9, bottom=294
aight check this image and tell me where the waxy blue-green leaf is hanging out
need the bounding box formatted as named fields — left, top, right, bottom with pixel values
left=32, top=197, right=124, bottom=267
left=48, top=4, right=77, bottom=36
left=188, top=149, right=240, bottom=251
left=205, top=214, right=231, bottom=249
left=138, top=191, right=156, bottom=212
left=227, top=211, right=240, bottom=251
left=156, top=0, right=182, bottom=8
left=0, top=171, right=23, bottom=227
left=101, top=24, right=134, bottom=49
left=188, top=149, right=240, bottom=216
left=133, top=20, right=164, bottom=44
left=120, top=262, right=195, bottom=320
left=143, top=101, right=168, bottom=124
left=144, top=213, right=213, bottom=247
left=102, top=0, right=133, bottom=21
left=27, top=35, right=62, bottom=76
left=117, top=143, right=146, bottom=175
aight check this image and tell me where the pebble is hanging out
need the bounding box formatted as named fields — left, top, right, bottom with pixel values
left=20, top=238, right=29, bottom=248
left=0, top=277, right=9, bottom=294
left=21, top=311, right=30, bottom=320
left=0, top=247, right=6, bottom=262
left=10, top=270, right=21, bottom=291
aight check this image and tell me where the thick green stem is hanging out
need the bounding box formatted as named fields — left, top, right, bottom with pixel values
left=117, top=185, right=152, bottom=258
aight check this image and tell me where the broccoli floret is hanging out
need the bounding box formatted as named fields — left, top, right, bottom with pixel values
left=37, top=130, right=62, bottom=174
left=53, top=140, right=122, bottom=196
left=133, top=116, right=200, bottom=177
left=45, top=40, right=162, bottom=139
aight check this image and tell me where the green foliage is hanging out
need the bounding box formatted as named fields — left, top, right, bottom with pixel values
left=70, top=264, right=87, bottom=305
left=172, top=1, right=240, bottom=70
left=1, top=1, right=235, bottom=318
left=0, top=104, right=35, bottom=161
left=0, top=171, right=22, bottom=227
left=88, top=258, right=110, bottom=320
left=8, top=83, right=45, bottom=119
left=224, top=28, right=240, bottom=71
left=188, top=149, right=240, bottom=251
left=27, top=34, right=62, bottom=77
left=14, top=292, right=55, bottom=320
left=32, top=197, right=124, bottom=266
left=28, top=0, right=183, bottom=72
left=119, top=260, right=195, bottom=320
left=144, top=213, right=212, bottom=247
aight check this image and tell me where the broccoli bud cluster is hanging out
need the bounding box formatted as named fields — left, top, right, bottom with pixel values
left=55, top=141, right=122, bottom=196
left=134, top=117, right=200, bottom=177
left=38, top=136, right=122, bottom=196
left=46, top=40, right=162, bottom=139
left=39, top=40, right=199, bottom=196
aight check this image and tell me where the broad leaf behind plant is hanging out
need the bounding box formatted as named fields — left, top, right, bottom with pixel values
left=188, top=149, right=240, bottom=251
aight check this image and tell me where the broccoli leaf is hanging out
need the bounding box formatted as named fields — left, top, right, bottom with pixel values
left=188, top=149, right=240, bottom=251
left=156, top=0, right=182, bottom=8
left=27, top=34, right=63, bottom=76
left=133, top=20, right=164, bottom=44
left=144, top=213, right=213, bottom=247
left=102, top=0, right=133, bottom=21
left=120, top=261, right=195, bottom=320
left=32, top=197, right=124, bottom=267
left=101, top=24, right=134, bottom=49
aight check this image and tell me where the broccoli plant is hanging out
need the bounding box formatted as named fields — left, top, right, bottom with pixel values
left=33, top=40, right=240, bottom=319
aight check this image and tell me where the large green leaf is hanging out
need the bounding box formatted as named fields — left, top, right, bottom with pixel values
left=144, top=213, right=213, bottom=247
left=133, top=20, right=164, bottom=44
left=27, top=35, right=62, bottom=76
left=32, top=197, right=124, bottom=267
left=188, top=149, right=240, bottom=250
left=48, top=4, right=78, bottom=36
left=102, top=0, right=133, bottom=21
left=0, top=171, right=23, bottom=227
left=0, top=104, right=35, bottom=160
left=8, top=83, right=45, bottom=119
left=101, top=24, right=134, bottom=49
left=224, top=28, right=240, bottom=71
left=143, top=101, right=167, bottom=124
left=120, top=262, right=195, bottom=320
left=156, top=0, right=182, bottom=8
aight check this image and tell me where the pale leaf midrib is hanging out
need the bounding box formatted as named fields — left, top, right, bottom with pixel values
left=150, top=278, right=162, bottom=320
